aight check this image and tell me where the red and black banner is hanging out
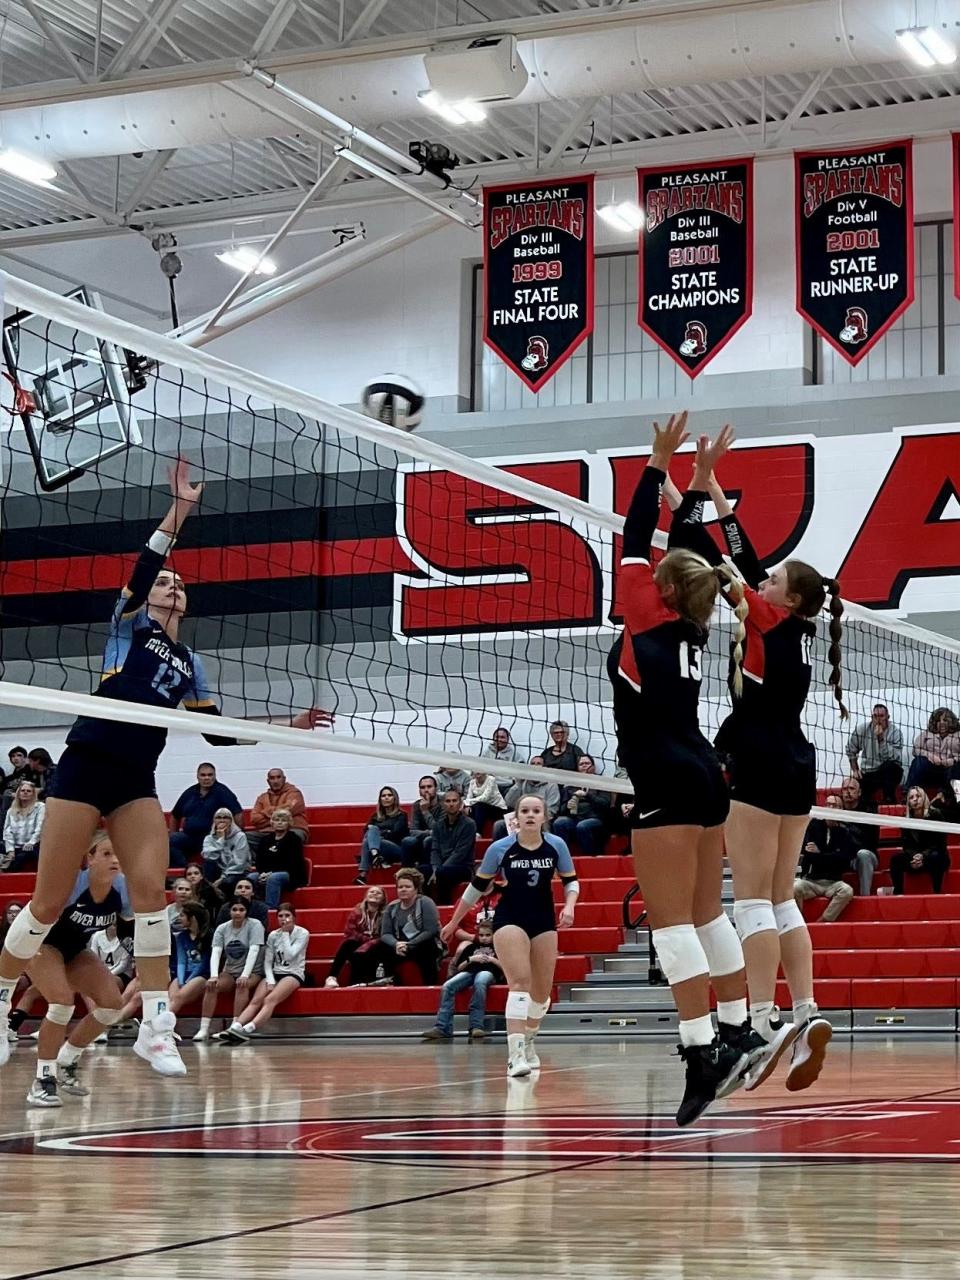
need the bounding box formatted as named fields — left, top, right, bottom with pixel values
left=953, top=134, right=960, bottom=301
left=795, top=139, right=914, bottom=366
left=637, top=157, right=753, bottom=377
left=483, top=174, right=594, bottom=392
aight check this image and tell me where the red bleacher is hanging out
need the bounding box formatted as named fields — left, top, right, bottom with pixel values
left=3, top=800, right=960, bottom=1018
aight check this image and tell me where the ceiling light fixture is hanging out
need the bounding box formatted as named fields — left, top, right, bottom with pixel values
left=598, top=201, right=645, bottom=233
left=418, top=90, right=487, bottom=125
left=0, top=149, right=57, bottom=186
left=216, top=245, right=277, bottom=276
left=896, top=26, right=957, bottom=67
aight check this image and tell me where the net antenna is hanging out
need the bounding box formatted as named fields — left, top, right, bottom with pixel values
left=1, top=286, right=144, bottom=492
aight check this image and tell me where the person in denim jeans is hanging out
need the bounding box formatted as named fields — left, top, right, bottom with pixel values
left=355, top=787, right=409, bottom=885
left=422, top=921, right=503, bottom=1042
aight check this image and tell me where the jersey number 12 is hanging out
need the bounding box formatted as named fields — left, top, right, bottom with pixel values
left=679, top=642, right=703, bottom=681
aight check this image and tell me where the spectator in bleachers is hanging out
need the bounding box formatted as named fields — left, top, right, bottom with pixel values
left=890, top=787, right=951, bottom=895
left=839, top=776, right=880, bottom=895
left=355, top=787, right=409, bottom=886
left=0, top=902, right=22, bottom=945
left=463, top=771, right=508, bottom=834
left=401, top=776, right=442, bottom=863
left=378, top=868, right=441, bottom=984
left=846, top=704, right=905, bottom=804
left=541, top=720, right=584, bottom=772
left=608, top=760, right=635, bottom=841
left=202, top=809, right=254, bottom=896
left=1, top=747, right=31, bottom=814
left=484, top=727, right=521, bottom=795
left=325, top=886, right=388, bottom=987
left=2, top=781, right=45, bottom=871
left=166, top=877, right=194, bottom=936
left=195, top=898, right=265, bottom=1041
left=254, top=808, right=308, bottom=908
left=219, top=904, right=310, bottom=1041
left=88, top=921, right=135, bottom=990
left=247, top=768, right=310, bottom=852
left=552, top=755, right=611, bottom=855
left=492, top=759, right=561, bottom=837
left=422, top=919, right=504, bottom=1042
left=26, top=748, right=56, bottom=801
left=168, top=902, right=212, bottom=1016
left=793, top=796, right=856, bottom=920
left=183, top=862, right=223, bottom=921
left=168, top=763, right=243, bottom=867
left=907, top=708, right=960, bottom=795
left=422, top=790, right=477, bottom=905
left=215, top=877, right=268, bottom=929
left=434, top=766, right=471, bottom=797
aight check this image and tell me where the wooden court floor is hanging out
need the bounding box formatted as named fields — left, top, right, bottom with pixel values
left=3, top=1036, right=960, bottom=1279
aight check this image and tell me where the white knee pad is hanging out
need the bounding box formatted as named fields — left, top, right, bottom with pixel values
left=505, top=990, right=530, bottom=1021
left=651, top=924, right=708, bottom=987
left=733, top=898, right=777, bottom=943
left=92, top=1006, right=124, bottom=1026
left=695, top=914, right=744, bottom=978
left=44, top=1003, right=73, bottom=1026
left=3, top=904, right=52, bottom=961
left=134, top=911, right=171, bottom=959
left=527, top=997, right=550, bottom=1021
left=773, top=898, right=807, bottom=935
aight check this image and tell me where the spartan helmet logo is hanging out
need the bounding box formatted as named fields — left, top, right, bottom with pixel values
left=839, top=306, right=868, bottom=344
left=520, top=335, right=549, bottom=372
left=679, top=320, right=708, bottom=358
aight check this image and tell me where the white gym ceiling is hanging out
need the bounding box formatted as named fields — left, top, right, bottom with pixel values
left=0, top=0, right=959, bottom=246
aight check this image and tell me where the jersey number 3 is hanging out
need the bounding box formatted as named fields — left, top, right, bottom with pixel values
left=679, top=642, right=703, bottom=681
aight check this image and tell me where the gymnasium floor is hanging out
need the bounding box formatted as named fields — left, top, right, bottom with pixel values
left=2, top=1038, right=960, bottom=1278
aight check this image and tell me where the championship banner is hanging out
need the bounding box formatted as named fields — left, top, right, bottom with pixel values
left=795, top=140, right=914, bottom=365
left=637, top=158, right=753, bottom=377
left=483, top=175, right=594, bottom=392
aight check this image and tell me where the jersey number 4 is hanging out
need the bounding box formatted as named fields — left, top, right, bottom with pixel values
left=679, top=642, right=703, bottom=681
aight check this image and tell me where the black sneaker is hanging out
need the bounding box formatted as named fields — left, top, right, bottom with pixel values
left=716, top=1020, right=768, bottom=1097
left=675, top=1039, right=747, bottom=1127
left=353, top=874, right=367, bottom=886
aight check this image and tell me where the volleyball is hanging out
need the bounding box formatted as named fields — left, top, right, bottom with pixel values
left=360, top=374, right=425, bottom=432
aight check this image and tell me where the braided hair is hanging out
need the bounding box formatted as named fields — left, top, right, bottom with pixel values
left=715, top=565, right=748, bottom=697
left=784, top=560, right=848, bottom=720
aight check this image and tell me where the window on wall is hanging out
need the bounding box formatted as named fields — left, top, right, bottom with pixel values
left=812, top=221, right=948, bottom=384
left=470, top=250, right=686, bottom=412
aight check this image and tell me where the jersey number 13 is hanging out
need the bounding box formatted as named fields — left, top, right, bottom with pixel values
left=679, top=642, right=703, bottom=681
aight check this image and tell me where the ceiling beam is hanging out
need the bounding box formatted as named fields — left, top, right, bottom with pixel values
left=251, top=0, right=300, bottom=59
left=265, top=138, right=312, bottom=190
left=343, top=0, right=391, bottom=46
left=103, top=0, right=189, bottom=79
left=122, top=147, right=177, bottom=215
left=765, top=67, right=833, bottom=148
left=541, top=97, right=600, bottom=170
left=16, top=1, right=92, bottom=84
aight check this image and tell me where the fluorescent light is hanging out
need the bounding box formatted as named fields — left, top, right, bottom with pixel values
left=598, top=201, right=644, bottom=233
left=418, top=89, right=486, bottom=125
left=0, top=149, right=57, bottom=186
left=897, top=26, right=956, bottom=67
left=216, top=245, right=277, bottom=276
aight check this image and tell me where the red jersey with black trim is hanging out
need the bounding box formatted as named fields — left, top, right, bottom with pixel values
left=607, top=557, right=709, bottom=747
left=736, top=584, right=816, bottom=726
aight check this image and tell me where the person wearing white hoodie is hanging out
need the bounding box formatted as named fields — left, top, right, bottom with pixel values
left=201, top=808, right=253, bottom=896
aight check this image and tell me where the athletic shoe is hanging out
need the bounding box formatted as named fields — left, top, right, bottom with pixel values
left=0, top=1014, right=12, bottom=1059
left=675, top=1039, right=747, bottom=1128
left=468, top=1028, right=486, bottom=1043
left=507, top=1046, right=531, bottom=1078
left=217, top=1026, right=250, bottom=1044
left=324, top=977, right=339, bottom=988
left=785, top=1016, right=833, bottom=1092
left=92, top=1033, right=109, bottom=1045
left=716, top=1020, right=771, bottom=1097
left=742, top=1021, right=801, bottom=1092
left=134, top=1011, right=187, bottom=1077
left=26, top=1076, right=61, bottom=1108
left=353, top=874, right=367, bottom=886
left=523, top=1038, right=541, bottom=1070
left=58, top=1061, right=90, bottom=1098
left=192, top=1027, right=210, bottom=1042
left=421, top=1028, right=452, bottom=1042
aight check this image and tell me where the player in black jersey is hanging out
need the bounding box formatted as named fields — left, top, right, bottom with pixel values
left=0, top=461, right=331, bottom=1078
left=24, top=838, right=132, bottom=1107
left=608, top=414, right=770, bottom=1126
left=442, top=795, right=579, bottom=1078
left=670, top=445, right=846, bottom=1092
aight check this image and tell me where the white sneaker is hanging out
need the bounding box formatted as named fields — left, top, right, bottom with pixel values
left=507, top=1047, right=531, bottom=1078
left=192, top=1026, right=210, bottom=1043
left=134, top=1011, right=187, bottom=1077
left=743, top=1022, right=801, bottom=1092
left=0, top=1014, right=10, bottom=1065
left=92, top=1033, right=109, bottom=1045
left=324, top=976, right=339, bottom=988
left=27, top=1076, right=61, bottom=1108
left=523, top=1037, right=541, bottom=1070
left=786, top=1016, right=832, bottom=1092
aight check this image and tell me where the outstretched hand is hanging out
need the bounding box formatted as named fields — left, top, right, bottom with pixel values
left=168, top=458, right=203, bottom=506
left=292, top=707, right=335, bottom=731
left=650, top=411, right=689, bottom=470
left=692, top=423, right=735, bottom=484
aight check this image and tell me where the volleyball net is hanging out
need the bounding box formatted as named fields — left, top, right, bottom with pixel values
left=1, top=272, right=959, bottom=833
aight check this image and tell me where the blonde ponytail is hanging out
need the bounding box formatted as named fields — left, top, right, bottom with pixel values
left=715, top=565, right=748, bottom=698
